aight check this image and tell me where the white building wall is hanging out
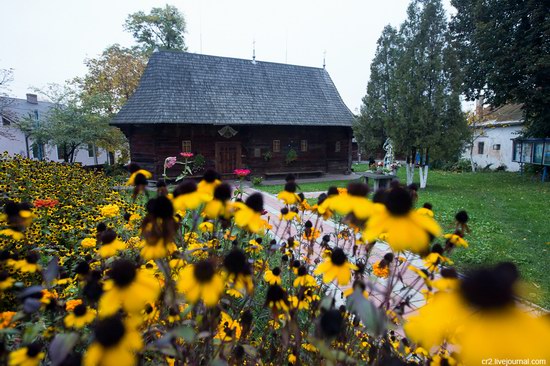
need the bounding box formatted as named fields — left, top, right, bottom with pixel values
left=466, top=125, right=523, bottom=172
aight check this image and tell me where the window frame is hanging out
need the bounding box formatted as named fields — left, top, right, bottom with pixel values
left=273, top=140, right=281, bottom=153
left=300, top=139, right=308, bottom=152
left=335, top=141, right=341, bottom=153
left=477, top=141, right=485, bottom=154
left=182, top=140, right=192, bottom=153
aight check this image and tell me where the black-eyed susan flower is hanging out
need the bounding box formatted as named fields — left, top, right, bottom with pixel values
left=264, top=267, right=282, bottom=285
left=318, top=309, right=343, bottom=339
left=343, top=280, right=369, bottom=299
left=363, top=186, right=441, bottom=253
left=3, top=200, right=34, bottom=229
left=8, top=343, right=44, bottom=366
left=416, top=203, right=434, bottom=217
left=0, top=270, right=15, bottom=290
left=372, top=259, right=390, bottom=278
left=314, top=248, right=358, bottom=286
left=197, top=169, right=222, bottom=199
left=246, top=238, right=263, bottom=255
left=64, top=303, right=96, bottom=329
left=290, top=295, right=310, bottom=310
left=0, top=228, right=24, bottom=240
left=330, top=182, right=373, bottom=220
left=13, top=252, right=41, bottom=273
left=97, top=229, right=125, bottom=259
left=0, top=311, right=16, bottom=329
left=81, top=238, right=96, bottom=249
left=265, top=284, right=289, bottom=313
left=214, top=312, right=242, bottom=341
left=172, top=180, right=209, bottom=212
left=203, top=182, right=232, bottom=220
left=177, top=260, right=224, bottom=307
left=444, top=232, right=468, bottom=248
left=99, top=259, right=161, bottom=317
left=233, top=193, right=267, bottom=233
left=84, top=315, right=143, bottom=366
left=223, top=249, right=254, bottom=294
left=277, top=182, right=300, bottom=205
left=126, top=163, right=152, bottom=200
left=198, top=221, right=214, bottom=233
left=279, top=207, right=300, bottom=222
left=139, top=196, right=178, bottom=260
left=293, top=266, right=316, bottom=287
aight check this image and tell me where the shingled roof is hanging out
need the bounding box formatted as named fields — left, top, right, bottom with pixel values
left=111, top=51, right=354, bottom=127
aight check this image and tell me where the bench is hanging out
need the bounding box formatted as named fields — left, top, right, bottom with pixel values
left=264, top=170, right=324, bottom=180
left=361, top=172, right=397, bottom=191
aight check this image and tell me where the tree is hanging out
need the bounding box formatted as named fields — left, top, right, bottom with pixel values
left=20, top=84, right=125, bottom=163
left=74, top=44, right=146, bottom=114
left=0, top=68, right=15, bottom=139
left=450, top=0, right=550, bottom=137
left=124, top=4, right=187, bottom=53
left=389, top=0, right=468, bottom=187
left=354, top=26, right=401, bottom=159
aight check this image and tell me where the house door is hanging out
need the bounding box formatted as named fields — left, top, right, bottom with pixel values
left=215, top=142, right=242, bottom=174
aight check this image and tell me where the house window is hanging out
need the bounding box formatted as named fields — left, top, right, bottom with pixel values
left=88, top=144, right=95, bottom=157
left=254, top=148, right=261, bottom=158
left=273, top=140, right=280, bottom=153
left=492, top=144, right=501, bottom=151
left=182, top=140, right=192, bottom=153
left=2, top=116, right=10, bottom=126
left=301, top=140, right=308, bottom=152
left=335, top=141, right=341, bottom=152
left=478, top=141, right=485, bottom=154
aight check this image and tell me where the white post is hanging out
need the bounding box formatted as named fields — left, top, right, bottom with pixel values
left=419, top=165, right=429, bottom=189
left=406, top=163, right=414, bottom=186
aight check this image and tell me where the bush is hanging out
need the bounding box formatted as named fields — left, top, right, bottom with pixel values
left=251, top=176, right=263, bottom=186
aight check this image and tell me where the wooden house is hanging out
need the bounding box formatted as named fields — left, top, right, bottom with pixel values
left=111, top=51, right=354, bottom=178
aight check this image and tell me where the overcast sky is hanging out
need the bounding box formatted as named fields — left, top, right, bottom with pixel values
left=0, top=0, right=455, bottom=113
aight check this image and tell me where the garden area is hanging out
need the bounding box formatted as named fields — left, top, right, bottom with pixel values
left=258, top=164, right=550, bottom=308
left=1, top=154, right=549, bottom=366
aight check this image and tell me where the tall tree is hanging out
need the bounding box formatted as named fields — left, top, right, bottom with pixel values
left=391, top=0, right=468, bottom=186
left=124, top=4, right=187, bottom=53
left=451, top=0, right=550, bottom=137
left=354, top=26, right=401, bottom=159
left=74, top=44, right=146, bottom=114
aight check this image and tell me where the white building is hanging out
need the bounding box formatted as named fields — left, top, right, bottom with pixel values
left=0, top=94, right=109, bottom=165
left=466, top=104, right=524, bottom=172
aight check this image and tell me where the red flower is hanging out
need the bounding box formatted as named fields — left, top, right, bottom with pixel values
left=234, top=169, right=251, bottom=178
left=180, top=152, right=194, bottom=158
left=34, top=199, right=59, bottom=208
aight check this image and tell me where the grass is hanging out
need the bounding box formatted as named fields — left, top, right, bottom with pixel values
left=256, top=166, right=550, bottom=308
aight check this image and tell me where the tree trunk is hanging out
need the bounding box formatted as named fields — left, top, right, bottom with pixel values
left=469, top=144, right=476, bottom=172
left=419, top=165, right=429, bottom=189
left=406, top=163, right=415, bottom=185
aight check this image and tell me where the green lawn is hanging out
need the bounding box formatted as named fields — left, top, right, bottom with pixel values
left=256, top=168, right=550, bottom=308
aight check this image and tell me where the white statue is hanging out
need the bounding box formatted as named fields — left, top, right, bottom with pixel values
left=383, top=138, right=394, bottom=170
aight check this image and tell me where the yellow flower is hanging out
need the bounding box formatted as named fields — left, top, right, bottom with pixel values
left=197, top=171, right=222, bottom=199
left=0, top=228, right=24, bottom=240
left=9, top=344, right=45, bottom=366
left=288, top=352, right=297, bottom=365
left=293, top=266, right=316, bottom=287
left=290, top=295, right=310, bottom=310
left=99, top=259, right=161, bottom=317
left=12, top=252, right=41, bottom=273
left=84, top=316, right=143, bottom=366
left=277, top=182, right=300, bottom=205
left=139, top=238, right=177, bottom=260
left=363, top=187, right=441, bottom=253
left=279, top=207, right=301, bottom=222
left=65, top=299, right=83, bottom=311
left=372, top=260, right=390, bottom=278
left=0, top=311, right=16, bottom=329
left=177, top=260, right=224, bottom=307
left=328, top=183, right=373, bottom=220
left=100, top=204, right=120, bottom=218
left=126, top=168, right=152, bottom=186
left=233, top=193, right=267, bottom=233
left=314, top=248, right=358, bottom=286
left=264, top=267, right=282, bottom=285
left=81, top=238, right=97, bottom=248
left=0, top=271, right=15, bottom=290
left=214, top=312, right=242, bottom=341
left=198, top=221, right=214, bottom=233
left=64, top=304, right=96, bottom=329
left=265, top=284, right=290, bottom=313
left=172, top=180, right=210, bottom=211
left=97, top=230, right=126, bottom=258
left=444, top=233, right=468, bottom=248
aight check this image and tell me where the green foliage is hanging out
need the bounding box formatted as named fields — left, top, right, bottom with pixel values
left=285, top=148, right=298, bottom=165
left=124, top=4, right=187, bottom=53
left=192, top=153, right=206, bottom=173
left=450, top=0, right=550, bottom=137
left=354, top=25, right=401, bottom=156
left=251, top=176, right=264, bottom=186
left=356, top=0, right=469, bottom=164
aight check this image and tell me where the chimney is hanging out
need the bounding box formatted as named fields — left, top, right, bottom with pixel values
left=26, top=93, right=38, bottom=104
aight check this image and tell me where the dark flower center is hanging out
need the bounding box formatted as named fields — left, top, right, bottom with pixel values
left=75, top=261, right=90, bottom=275
left=94, top=316, right=126, bottom=348
left=284, top=182, right=297, bottom=193
left=96, top=222, right=107, bottom=233
left=327, top=186, right=338, bottom=196
left=110, top=260, right=137, bottom=288
left=320, top=309, right=343, bottom=338
left=194, top=261, right=215, bottom=283
left=224, top=249, right=251, bottom=275
left=73, top=304, right=87, bottom=317
left=385, top=187, right=412, bottom=216
left=147, top=196, right=174, bottom=219
left=347, top=183, right=369, bottom=197
left=214, top=183, right=232, bottom=201
left=25, top=252, right=39, bottom=264
left=272, top=267, right=281, bottom=276
left=280, top=207, right=289, bottom=215
left=100, top=229, right=117, bottom=245
left=173, top=180, right=197, bottom=197
left=26, top=342, right=42, bottom=357
left=297, top=266, right=307, bottom=276
left=245, top=193, right=264, bottom=213
left=331, top=248, right=347, bottom=266
left=455, top=210, right=469, bottom=224
left=144, top=304, right=154, bottom=314
left=169, top=307, right=179, bottom=316
left=265, top=284, right=287, bottom=304
left=134, top=173, right=148, bottom=186
left=0, top=271, right=8, bottom=281
left=423, top=202, right=433, bottom=210
left=441, top=268, right=458, bottom=278
left=383, top=253, right=394, bottom=262
left=460, top=262, right=518, bottom=310
left=203, top=169, right=220, bottom=183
